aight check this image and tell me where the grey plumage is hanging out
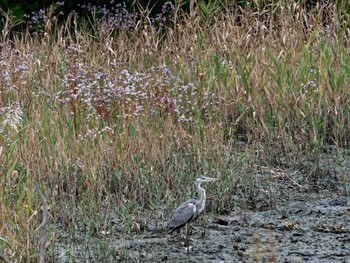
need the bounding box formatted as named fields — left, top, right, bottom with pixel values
left=167, top=199, right=198, bottom=233
left=166, top=176, right=216, bottom=234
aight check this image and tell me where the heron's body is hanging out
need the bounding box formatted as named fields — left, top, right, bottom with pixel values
left=166, top=176, right=216, bottom=252
left=167, top=198, right=200, bottom=233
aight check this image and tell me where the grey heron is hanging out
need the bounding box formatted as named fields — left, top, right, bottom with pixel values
left=166, top=175, right=217, bottom=252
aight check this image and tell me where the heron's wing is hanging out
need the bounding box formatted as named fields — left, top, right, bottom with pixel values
left=166, top=199, right=198, bottom=233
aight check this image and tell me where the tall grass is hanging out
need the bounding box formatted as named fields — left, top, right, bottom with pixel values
left=1, top=1, right=349, bottom=261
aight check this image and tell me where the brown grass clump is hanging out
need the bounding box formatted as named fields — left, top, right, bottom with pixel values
left=0, top=1, right=349, bottom=261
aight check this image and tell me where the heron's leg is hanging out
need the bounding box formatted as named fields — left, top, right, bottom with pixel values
left=201, top=212, right=208, bottom=238
left=185, top=224, right=190, bottom=254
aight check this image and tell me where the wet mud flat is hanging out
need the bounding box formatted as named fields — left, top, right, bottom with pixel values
left=54, top=152, right=350, bottom=262
left=55, top=183, right=350, bottom=263
left=124, top=193, right=349, bottom=263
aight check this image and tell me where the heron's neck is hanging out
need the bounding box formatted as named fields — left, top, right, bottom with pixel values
left=196, top=182, right=206, bottom=210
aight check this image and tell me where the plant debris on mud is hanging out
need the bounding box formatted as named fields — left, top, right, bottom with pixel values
left=53, top=150, right=350, bottom=262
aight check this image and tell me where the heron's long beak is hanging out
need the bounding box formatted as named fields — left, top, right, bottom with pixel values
left=203, top=176, right=217, bottom=182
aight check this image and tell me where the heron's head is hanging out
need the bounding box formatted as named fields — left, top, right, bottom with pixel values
left=196, top=176, right=217, bottom=183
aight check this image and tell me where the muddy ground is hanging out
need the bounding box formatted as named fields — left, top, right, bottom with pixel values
left=53, top=150, right=350, bottom=262
left=122, top=186, right=349, bottom=262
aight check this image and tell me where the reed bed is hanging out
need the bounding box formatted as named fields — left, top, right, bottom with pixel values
left=0, top=1, right=349, bottom=261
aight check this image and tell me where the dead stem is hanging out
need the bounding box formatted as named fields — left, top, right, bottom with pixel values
left=34, top=181, right=48, bottom=263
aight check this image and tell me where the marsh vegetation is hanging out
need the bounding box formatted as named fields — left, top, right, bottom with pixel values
left=0, top=1, right=349, bottom=262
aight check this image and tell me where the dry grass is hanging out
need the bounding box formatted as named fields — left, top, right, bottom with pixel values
left=0, top=1, right=349, bottom=261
